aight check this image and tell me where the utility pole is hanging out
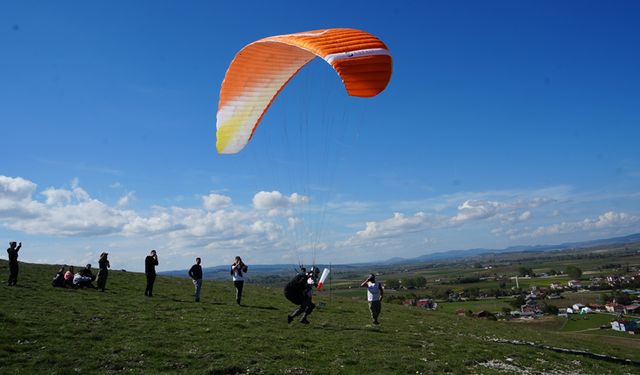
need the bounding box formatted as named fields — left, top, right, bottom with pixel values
left=329, top=262, right=332, bottom=302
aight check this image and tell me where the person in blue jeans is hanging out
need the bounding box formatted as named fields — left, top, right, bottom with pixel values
left=189, top=257, right=203, bottom=302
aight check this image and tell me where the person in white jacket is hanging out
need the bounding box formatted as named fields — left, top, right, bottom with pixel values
left=361, top=274, right=384, bottom=325
left=231, top=256, right=248, bottom=305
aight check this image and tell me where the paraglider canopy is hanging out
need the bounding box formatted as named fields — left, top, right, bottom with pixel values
left=215, top=28, right=393, bottom=154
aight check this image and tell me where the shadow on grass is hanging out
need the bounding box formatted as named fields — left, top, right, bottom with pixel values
left=243, top=304, right=279, bottom=310
left=166, top=297, right=226, bottom=305
left=6, top=284, right=36, bottom=290
left=311, top=323, right=386, bottom=333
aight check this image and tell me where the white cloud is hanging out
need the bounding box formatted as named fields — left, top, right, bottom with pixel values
left=450, top=200, right=502, bottom=223
left=3, top=175, right=639, bottom=269
left=252, top=191, right=309, bottom=216
left=356, top=212, right=429, bottom=240
left=518, top=210, right=532, bottom=221
left=117, top=192, right=136, bottom=207
left=288, top=217, right=302, bottom=230
left=509, top=211, right=640, bottom=240
left=42, top=188, right=73, bottom=205
left=0, top=175, right=37, bottom=200
left=202, top=193, right=232, bottom=211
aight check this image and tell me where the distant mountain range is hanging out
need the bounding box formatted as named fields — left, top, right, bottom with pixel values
left=384, top=232, right=640, bottom=264
left=161, top=232, right=640, bottom=279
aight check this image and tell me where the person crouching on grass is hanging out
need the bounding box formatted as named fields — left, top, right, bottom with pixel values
left=361, top=274, right=384, bottom=325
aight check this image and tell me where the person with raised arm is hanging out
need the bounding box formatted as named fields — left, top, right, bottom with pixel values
left=7, top=241, right=22, bottom=286
left=144, top=250, right=158, bottom=297
left=361, top=274, right=384, bottom=325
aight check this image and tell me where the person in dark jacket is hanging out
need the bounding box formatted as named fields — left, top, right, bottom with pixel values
left=144, top=250, right=158, bottom=297
left=287, top=267, right=318, bottom=324
left=96, top=252, right=110, bottom=292
left=74, top=264, right=96, bottom=288
left=52, top=266, right=66, bottom=287
left=188, top=257, right=203, bottom=302
left=7, top=241, right=22, bottom=286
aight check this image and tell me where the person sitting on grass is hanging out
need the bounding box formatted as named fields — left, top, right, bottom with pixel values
left=64, top=266, right=75, bottom=288
left=52, top=266, right=66, bottom=287
left=73, top=264, right=96, bottom=288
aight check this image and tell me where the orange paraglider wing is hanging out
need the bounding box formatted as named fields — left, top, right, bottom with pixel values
left=216, top=28, right=392, bottom=154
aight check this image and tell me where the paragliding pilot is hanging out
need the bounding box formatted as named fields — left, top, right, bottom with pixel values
left=286, top=266, right=319, bottom=324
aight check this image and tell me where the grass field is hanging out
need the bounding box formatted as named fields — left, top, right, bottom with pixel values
left=562, top=313, right=618, bottom=332
left=1, top=260, right=640, bottom=374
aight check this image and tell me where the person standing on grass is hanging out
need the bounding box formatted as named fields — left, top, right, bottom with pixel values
left=231, top=256, right=248, bottom=305
left=144, top=250, right=158, bottom=297
left=7, top=241, right=22, bottom=286
left=188, top=257, right=203, bottom=302
left=361, top=274, right=384, bottom=325
left=287, top=267, right=318, bottom=325
left=96, top=252, right=110, bottom=292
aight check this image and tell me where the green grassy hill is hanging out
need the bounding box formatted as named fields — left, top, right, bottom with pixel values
left=1, top=260, right=639, bottom=374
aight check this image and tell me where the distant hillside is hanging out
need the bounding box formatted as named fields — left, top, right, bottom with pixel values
left=162, top=263, right=362, bottom=280
left=386, top=232, right=640, bottom=264
left=163, top=233, right=640, bottom=278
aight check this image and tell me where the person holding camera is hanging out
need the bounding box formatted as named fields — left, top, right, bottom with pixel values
left=361, top=273, right=384, bottom=325
left=7, top=241, right=22, bottom=286
left=144, top=250, right=159, bottom=297
left=231, top=256, right=248, bottom=305
left=189, top=257, right=203, bottom=302
left=96, top=252, right=110, bottom=292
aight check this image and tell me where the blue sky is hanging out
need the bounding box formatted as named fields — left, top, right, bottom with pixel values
left=1, top=1, right=639, bottom=271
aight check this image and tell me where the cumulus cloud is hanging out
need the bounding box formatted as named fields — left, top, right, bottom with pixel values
left=450, top=200, right=503, bottom=223
left=518, top=211, right=532, bottom=221
left=509, top=211, right=640, bottom=240
left=0, top=176, right=298, bottom=264
left=288, top=217, right=302, bottom=230
left=356, top=212, right=429, bottom=240
left=0, top=175, right=36, bottom=200
left=42, top=188, right=73, bottom=205
left=343, top=192, right=560, bottom=249
left=202, top=193, right=232, bottom=211
left=117, top=192, right=136, bottom=207
left=0, top=176, right=41, bottom=219
left=8, top=199, right=134, bottom=236
left=252, top=191, right=309, bottom=216
left=4, top=175, right=638, bottom=268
